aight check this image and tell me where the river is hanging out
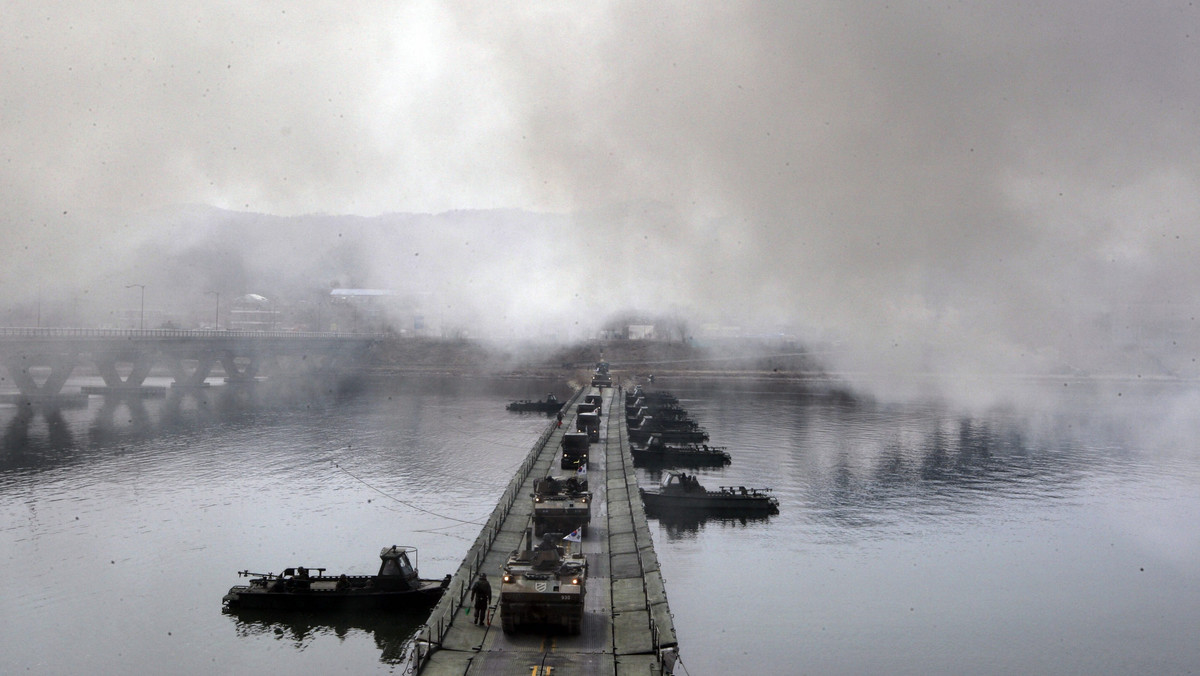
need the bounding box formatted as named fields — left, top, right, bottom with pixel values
left=2, top=374, right=1198, bottom=674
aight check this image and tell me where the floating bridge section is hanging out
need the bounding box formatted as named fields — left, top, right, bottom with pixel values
left=412, top=387, right=678, bottom=675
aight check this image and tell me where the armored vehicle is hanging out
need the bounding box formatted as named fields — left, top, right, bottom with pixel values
left=561, top=431, right=589, bottom=469
left=590, top=371, right=613, bottom=388
left=500, top=529, right=588, bottom=634
left=590, top=361, right=613, bottom=388
left=222, top=545, right=447, bottom=611
left=531, top=475, right=591, bottom=537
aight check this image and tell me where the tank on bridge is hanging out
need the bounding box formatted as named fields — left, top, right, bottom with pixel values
left=500, top=529, right=587, bottom=635
left=531, top=475, right=591, bottom=537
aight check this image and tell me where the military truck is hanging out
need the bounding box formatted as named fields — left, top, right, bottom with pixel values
left=590, top=362, right=612, bottom=388
left=575, top=410, right=601, bottom=442
left=561, top=431, right=589, bottom=469
left=531, top=475, right=591, bottom=537
left=499, top=529, right=587, bottom=634
left=583, top=394, right=603, bottom=413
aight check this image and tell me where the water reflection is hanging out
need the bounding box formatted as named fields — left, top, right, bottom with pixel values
left=2, top=402, right=76, bottom=452
left=225, top=608, right=427, bottom=665
left=650, top=512, right=774, bottom=541
left=647, top=385, right=1175, bottom=538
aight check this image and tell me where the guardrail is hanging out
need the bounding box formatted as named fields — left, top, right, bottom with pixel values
left=407, top=387, right=586, bottom=672
left=0, top=327, right=390, bottom=339
left=615, top=406, right=679, bottom=672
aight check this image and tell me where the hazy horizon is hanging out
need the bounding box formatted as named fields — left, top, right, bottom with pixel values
left=5, top=2, right=1200, bottom=405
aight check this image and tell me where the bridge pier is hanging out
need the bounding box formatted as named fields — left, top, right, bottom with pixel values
left=3, top=354, right=78, bottom=398
left=219, top=352, right=261, bottom=383
left=95, top=353, right=156, bottom=388
left=166, top=355, right=217, bottom=388
left=1, top=328, right=383, bottom=397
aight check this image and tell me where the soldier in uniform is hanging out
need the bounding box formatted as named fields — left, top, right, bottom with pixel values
left=471, top=573, right=492, bottom=625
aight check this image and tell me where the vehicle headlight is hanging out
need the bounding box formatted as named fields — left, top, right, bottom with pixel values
left=503, top=575, right=511, bottom=583
left=571, top=578, right=580, bottom=585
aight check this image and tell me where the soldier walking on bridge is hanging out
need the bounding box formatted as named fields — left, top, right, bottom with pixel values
left=471, top=573, right=491, bottom=625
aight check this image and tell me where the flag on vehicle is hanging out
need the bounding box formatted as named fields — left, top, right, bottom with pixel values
left=576, top=465, right=587, bottom=478
left=563, top=528, right=582, bottom=542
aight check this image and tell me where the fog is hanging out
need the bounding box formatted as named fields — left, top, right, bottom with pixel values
left=4, top=2, right=1199, bottom=403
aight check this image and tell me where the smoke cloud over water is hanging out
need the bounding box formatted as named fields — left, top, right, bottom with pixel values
left=4, top=2, right=1200, bottom=403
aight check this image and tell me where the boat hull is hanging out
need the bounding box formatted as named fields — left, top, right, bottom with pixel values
left=639, top=488, right=778, bottom=516
left=630, top=444, right=731, bottom=469
left=223, top=581, right=444, bottom=612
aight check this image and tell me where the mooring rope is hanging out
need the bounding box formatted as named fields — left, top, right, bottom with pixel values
left=331, top=460, right=486, bottom=527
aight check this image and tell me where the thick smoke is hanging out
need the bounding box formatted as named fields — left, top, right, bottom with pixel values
left=3, top=2, right=1199, bottom=404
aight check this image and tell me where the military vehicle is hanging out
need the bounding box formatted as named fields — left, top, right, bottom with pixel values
left=583, top=393, right=603, bottom=413
left=576, top=410, right=601, bottom=442
left=531, top=475, right=591, bottom=536
left=561, top=431, right=589, bottom=469
left=499, top=529, right=588, bottom=634
left=590, top=361, right=613, bottom=388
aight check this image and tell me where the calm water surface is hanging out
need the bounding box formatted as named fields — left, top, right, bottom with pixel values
left=2, top=375, right=1198, bottom=675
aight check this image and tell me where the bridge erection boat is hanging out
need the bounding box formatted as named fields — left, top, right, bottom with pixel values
left=639, top=472, right=778, bottom=517
left=222, top=545, right=448, bottom=612
left=630, top=435, right=732, bottom=468
left=506, top=394, right=563, bottom=413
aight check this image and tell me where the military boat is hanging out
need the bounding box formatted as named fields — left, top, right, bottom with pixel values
left=222, top=545, right=448, bottom=611
left=506, top=394, right=563, bottom=413
left=627, top=416, right=709, bottom=444
left=640, top=472, right=778, bottom=516
left=630, top=435, right=732, bottom=468
left=499, top=529, right=587, bottom=634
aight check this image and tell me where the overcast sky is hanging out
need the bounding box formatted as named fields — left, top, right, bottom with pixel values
left=4, top=2, right=1200, bottom=399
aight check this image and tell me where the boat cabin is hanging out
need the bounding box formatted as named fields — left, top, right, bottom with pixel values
left=376, top=545, right=421, bottom=590
left=662, top=472, right=705, bottom=493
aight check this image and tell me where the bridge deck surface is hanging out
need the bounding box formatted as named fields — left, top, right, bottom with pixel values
left=414, top=387, right=675, bottom=675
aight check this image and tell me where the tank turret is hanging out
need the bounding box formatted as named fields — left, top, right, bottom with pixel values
left=499, top=529, right=587, bottom=634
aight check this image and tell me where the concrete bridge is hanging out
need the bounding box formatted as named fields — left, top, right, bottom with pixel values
left=0, top=328, right=385, bottom=398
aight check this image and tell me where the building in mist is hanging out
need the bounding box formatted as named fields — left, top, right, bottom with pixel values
left=327, top=289, right=436, bottom=336
left=228, top=294, right=280, bottom=331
